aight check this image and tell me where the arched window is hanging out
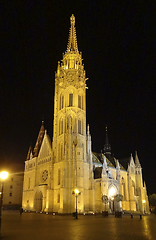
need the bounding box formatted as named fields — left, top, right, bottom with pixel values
left=82, top=143, right=84, bottom=160
left=60, top=94, right=64, bottom=110
left=69, top=59, right=74, bottom=69
left=121, top=177, right=126, bottom=200
left=28, top=178, right=30, bottom=189
left=59, top=118, right=63, bottom=135
left=61, top=144, right=63, bottom=160
left=78, top=120, right=81, bottom=134
left=132, top=180, right=136, bottom=196
left=78, top=95, right=81, bottom=108
left=69, top=93, right=73, bottom=106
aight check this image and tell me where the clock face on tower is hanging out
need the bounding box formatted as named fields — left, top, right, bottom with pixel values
left=42, top=170, right=48, bottom=181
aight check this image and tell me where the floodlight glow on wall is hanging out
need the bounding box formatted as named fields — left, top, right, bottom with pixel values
left=108, top=186, right=116, bottom=198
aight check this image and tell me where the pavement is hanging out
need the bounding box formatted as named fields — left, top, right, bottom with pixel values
left=1, top=211, right=156, bottom=240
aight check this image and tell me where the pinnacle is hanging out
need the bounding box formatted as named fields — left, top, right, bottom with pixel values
left=135, top=151, right=141, bottom=167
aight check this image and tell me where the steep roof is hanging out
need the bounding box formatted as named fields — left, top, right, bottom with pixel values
left=92, top=152, right=102, bottom=164
left=33, top=123, right=45, bottom=157
left=93, top=152, right=115, bottom=168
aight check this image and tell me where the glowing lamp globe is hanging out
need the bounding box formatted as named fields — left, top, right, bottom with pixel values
left=75, top=189, right=79, bottom=194
left=0, top=171, right=8, bottom=180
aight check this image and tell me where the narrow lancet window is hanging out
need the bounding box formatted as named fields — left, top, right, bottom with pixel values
left=69, top=93, right=73, bottom=106
left=78, top=95, right=81, bottom=108
left=78, top=120, right=81, bottom=134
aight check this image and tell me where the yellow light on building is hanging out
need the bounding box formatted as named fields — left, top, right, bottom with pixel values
left=0, top=171, right=8, bottom=180
left=142, top=200, right=146, bottom=203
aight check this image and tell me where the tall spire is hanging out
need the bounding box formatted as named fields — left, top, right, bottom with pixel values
left=67, top=14, right=78, bottom=52
left=103, top=126, right=111, bottom=156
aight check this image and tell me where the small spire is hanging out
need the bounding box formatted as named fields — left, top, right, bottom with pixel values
left=67, top=14, right=78, bottom=52
left=130, top=153, right=135, bottom=165
left=116, top=160, right=120, bottom=169
left=87, top=124, right=90, bottom=135
left=103, top=126, right=111, bottom=156
left=57, top=61, right=60, bottom=71
left=135, top=151, right=141, bottom=167
left=103, top=156, right=108, bottom=170
left=26, top=145, right=33, bottom=160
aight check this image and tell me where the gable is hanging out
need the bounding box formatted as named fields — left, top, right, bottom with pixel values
left=38, top=133, right=52, bottom=159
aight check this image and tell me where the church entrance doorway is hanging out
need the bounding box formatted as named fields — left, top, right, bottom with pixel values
left=34, top=191, right=43, bottom=212
left=109, top=198, right=115, bottom=213
left=108, top=185, right=117, bottom=213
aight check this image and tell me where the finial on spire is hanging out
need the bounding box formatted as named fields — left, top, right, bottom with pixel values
left=42, top=115, right=44, bottom=125
left=70, top=14, right=75, bottom=26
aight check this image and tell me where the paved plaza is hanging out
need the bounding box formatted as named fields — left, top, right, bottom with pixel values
left=1, top=211, right=156, bottom=240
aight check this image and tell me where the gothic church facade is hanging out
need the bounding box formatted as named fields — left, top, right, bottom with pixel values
left=22, top=15, right=149, bottom=214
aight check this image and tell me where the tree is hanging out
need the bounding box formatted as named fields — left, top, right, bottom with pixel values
left=149, top=194, right=156, bottom=214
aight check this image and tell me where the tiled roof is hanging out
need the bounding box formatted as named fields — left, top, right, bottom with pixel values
left=33, top=124, right=45, bottom=157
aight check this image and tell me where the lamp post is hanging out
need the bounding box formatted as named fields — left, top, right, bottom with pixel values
left=0, top=171, right=8, bottom=236
left=72, top=189, right=81, bottom=219
left=142, top=200, right=146, bottom=213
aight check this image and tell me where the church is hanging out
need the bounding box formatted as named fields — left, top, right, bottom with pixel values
left=22, top=15, right=149, bottom=214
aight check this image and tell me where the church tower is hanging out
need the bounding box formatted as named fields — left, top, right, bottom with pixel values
left=52, top=14, right=90, bottom=213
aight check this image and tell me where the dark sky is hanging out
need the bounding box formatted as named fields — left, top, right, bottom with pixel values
left=0, top=1, right=155, bottom=194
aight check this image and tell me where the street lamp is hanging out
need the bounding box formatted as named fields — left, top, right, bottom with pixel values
left=72, top=189, right=81, bottom=219
left=0, top=171, right=8, bottom=236
left=142, top=200, right=146, bottom=213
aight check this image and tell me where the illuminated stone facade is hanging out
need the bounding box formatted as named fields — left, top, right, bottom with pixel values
left=2, top=172, right=23, bottom=209
left=22, top=15, right=149, bottom=214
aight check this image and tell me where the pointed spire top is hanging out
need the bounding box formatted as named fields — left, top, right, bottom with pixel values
left=42, top=115, right=44, bottom=126
left=130, top=153, right=135, bottom=165
left=67, top=14, right=78, bottom=52
left=103, top=126, right=111, bottom=156
left=70, top=14, right=75, bottom=26
left=135, top=151, right=141, bottom=168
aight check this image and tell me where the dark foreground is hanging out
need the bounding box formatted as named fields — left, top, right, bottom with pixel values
left=1, top=211, right=156, bottom=240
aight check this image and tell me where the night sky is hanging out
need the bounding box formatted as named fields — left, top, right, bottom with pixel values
left=0, top=1, right=155, bottom=194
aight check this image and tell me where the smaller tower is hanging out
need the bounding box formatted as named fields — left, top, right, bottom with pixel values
left=135, top=151, right=144, bottom=212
